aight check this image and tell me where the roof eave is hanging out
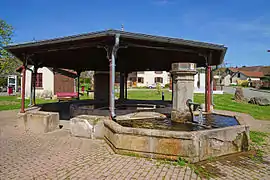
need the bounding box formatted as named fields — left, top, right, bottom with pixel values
left=4, top=29, right=226, bottom=52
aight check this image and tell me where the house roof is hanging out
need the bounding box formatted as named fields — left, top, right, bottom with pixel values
left=16, top=66, right=77, bottom=78
left=228, top=67, right=238, bottom=72
left=4, top=29, right=227, bottom=72
left=16, top=66, right=23, bottom=72
left=238, top=70, right=264, bottom=78
left=228, top=66, right=270, bottom=76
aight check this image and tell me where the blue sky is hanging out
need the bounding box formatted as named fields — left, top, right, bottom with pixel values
left=1, top=0, right=270, bottom=66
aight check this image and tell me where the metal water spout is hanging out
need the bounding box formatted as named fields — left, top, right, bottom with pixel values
left=186, top=99, right=201, bottom=122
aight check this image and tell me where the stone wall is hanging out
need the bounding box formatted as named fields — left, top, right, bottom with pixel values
left=104, top=118, right=249, bottom=163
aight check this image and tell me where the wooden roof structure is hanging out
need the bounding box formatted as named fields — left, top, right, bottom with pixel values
left=5, top=29, right=227, bottom=72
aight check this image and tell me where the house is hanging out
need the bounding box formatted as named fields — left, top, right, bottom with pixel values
left=231, top=71, right=264, bottom=84
left=126, top=69, right=224, bottom=94
left=127, top=71, right=170, bottom=87
left=216, top=66, right=268, bottom=86
left=17, top=66, right=76, bottom=98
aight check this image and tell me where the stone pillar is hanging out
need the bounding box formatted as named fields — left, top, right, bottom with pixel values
left=94, top=71, right=109, bottom=104
left=171, top=63, right=196, bottom=122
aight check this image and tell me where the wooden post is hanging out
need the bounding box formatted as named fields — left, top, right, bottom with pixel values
left=124, top=72, right=128, bottom=99
left=120, top=72, right=125, bottom=100
left=207, top=66, right=212, bottom=112
left=33, top=67, right=37, bottom=105
left=20, top=65, right=26, bottom=113
left=205, top=66, right=208, bottom=112
left=77, top=75, right=80, bottom=100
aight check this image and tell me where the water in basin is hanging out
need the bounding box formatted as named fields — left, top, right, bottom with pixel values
left=117, top=118, right=206, bottom=131
left=117, top=114, right=239, bottom=132
left=193, top=114, right=239, bottom=128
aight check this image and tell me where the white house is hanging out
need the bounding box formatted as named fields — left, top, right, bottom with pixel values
left=231, top=71, right=264, bottom=84
left=128, top=71, right=170, bottom=87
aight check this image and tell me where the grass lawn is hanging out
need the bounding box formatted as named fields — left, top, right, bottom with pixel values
left=1, top=90, right=269, bottom=120
left=127, top=90, right=270, bottom=120
left=0, top=96, right=56, bottom=111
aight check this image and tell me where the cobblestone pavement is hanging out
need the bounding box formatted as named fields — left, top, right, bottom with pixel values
left=0, top=111, right=270, bottom=180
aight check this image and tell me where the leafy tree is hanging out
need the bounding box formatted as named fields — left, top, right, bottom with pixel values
left=0, top=77, right=7, bottom=87
left=0, top=19, right=20, bottom=75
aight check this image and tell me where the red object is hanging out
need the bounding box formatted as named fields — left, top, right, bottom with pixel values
left=56, top=92, right=78, bottom=98
left=21, top=66, right=26, bottom=113
left=207, top=66, right=211, bottom=113
left=8, top=87, right=13, bottom=95
left=81, top=86, right=85, bottom=93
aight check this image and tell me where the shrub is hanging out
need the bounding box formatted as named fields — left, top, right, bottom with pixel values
left=156, top=83, right=161, bottom=94
left=237, top=80, right=249, bottom=87
left=241, top=80, right=249, bottom=87
left=165, top=83, right=170, bottom=88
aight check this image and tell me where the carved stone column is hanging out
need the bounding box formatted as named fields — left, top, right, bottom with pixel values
left=171, top=63, right=196, bottom=122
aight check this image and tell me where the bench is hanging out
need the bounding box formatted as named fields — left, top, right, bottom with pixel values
left=56, top=92, right=78, bottom=102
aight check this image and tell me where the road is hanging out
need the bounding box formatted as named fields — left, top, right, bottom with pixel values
left=223, top=86, right=270, bottom=100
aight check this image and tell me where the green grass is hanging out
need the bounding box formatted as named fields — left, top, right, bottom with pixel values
left=195, top=93, right=270, bottom=120
left=0, top=96, right=56, bottom=111
left=1, top=90, right=270, bottom=120
left=126, top=90, right=270, bottom=120
left=249, top=131, right=269, bottom=162
left=250, top=131, right=268, bottom=146
left=127, top=90, right=172, bottom=101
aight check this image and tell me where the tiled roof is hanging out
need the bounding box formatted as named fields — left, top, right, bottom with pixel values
left=239, top=70, right=264, bottom=78
left=229, top=66, right=270, bottom=76
left=228, top=68, right=238, bottom=72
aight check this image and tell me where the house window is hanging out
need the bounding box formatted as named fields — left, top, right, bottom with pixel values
left=137, top=71, right=144, bottom=74
left=35, top=73, right=43, bottom=88
left=155, top=77, right=163, bottom=83
left=155, top=71, right=163, bottom=74
left=238, top=73, right=241, bottom=78
left=138, top=77, right=144, bottom=83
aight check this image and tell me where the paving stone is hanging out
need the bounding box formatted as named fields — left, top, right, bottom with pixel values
left=0, top=111, right=270, bottom=180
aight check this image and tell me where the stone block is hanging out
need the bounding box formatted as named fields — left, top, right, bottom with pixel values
left=70, top=118, right=93, bottom=138
left=171, top=110, right=191, bottom=122
left=197, top=125, right=250, bottom=161
left=70, top=115, right=107, bottom=139
left=19, top=111, right=60, bottom=133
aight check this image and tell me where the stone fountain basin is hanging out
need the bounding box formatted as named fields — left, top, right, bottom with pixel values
left=103, top=111, right=250, bottom=163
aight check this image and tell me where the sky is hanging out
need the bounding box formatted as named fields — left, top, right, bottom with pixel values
left=1, top=0, right=270, bottom=66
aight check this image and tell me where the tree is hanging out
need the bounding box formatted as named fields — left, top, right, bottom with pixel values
left=0, top=19, right=20, bottom=75
left=80, top=71, right=94, bottom=90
